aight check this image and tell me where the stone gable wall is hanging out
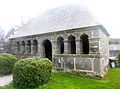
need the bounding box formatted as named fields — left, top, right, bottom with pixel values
left=99, top=27, right=109, bottom=75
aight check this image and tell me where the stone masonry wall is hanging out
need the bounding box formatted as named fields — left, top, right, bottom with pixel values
left=10, top=26, right=108, bottom=77
left=99, top=27, right=109, bottom=75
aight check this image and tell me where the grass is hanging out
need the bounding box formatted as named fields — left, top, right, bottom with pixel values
left=0, top=68, right=120, bottom=89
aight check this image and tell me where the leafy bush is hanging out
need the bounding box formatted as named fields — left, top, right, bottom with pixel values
left=13, top=57, right=52, bottom=89
left=117, top=51, right=120, bottom=67
left=0, top=53, right=17, bottom=75
left=109, top=38, right=120, bottom=44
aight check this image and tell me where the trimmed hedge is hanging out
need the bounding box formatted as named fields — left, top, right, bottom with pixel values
left=117, top=51, right=120, bottom=67
left=13, top=57, right=52, bottom=89
left=0, top=53, right=17, bottom=75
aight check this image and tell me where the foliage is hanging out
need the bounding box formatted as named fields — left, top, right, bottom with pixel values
left=13, top=57, right=52, bottom=89
left=3, top=40, right=12, bottom=53
left=109, top=38, right=120, bottom=44
left=2, top=68, right=120, bottom=89
left=0, top=53, right=17, bottom=75
left=117, top=50, right=120, bottom=67
left=0, top=28, right=14, bottom=53
left=0, top=28, right=5, bottom=53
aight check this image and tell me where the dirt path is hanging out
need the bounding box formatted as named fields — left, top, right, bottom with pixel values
left=0, top=75, right=12, bottom=86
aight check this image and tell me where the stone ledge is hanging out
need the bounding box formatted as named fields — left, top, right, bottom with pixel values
left=54, top=53, right=101, bottom=58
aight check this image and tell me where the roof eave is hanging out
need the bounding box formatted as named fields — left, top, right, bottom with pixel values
left=99, top=25, right=110, bottom=36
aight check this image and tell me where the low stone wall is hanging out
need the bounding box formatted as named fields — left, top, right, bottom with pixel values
left=53, top=54, right=103, bottom=78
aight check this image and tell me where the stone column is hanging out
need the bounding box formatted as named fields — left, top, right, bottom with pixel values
left=64, top=39, right=69, bottom=54
left=21, top=44, right=24, bottom=53
left=14, top=44, right=18, bottom=54
left=25, top=42, right=28, bottom=54
left=73, top=58, right=76, bottom=70
left=79, top=39, right=83, bottom=54
left=31, top=42, right=34, bottom=55
left=53, top=40, right=58, bottom=55
left=24, top=40, right=27, bottom=54
left=37, top=39, right=42, bottom=57
left=76, top=38, right=80, bottom=54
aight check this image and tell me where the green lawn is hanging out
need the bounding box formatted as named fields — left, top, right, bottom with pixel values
left=0, top=68, right=120, bottom=89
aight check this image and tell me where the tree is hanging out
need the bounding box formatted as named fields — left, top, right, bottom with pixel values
left=4, top=28, right=15, bottom=53
left=0, top=27, right=14, bottom=53
left=109, top=38, right=120, bottom=44
left=0, top=27, right=5, bottom=53
left=117, top=50, right=120, bottom=67
left=5, top=29, right=15, bottom=39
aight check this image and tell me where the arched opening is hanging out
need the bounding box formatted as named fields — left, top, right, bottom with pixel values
left=27, top=40, right=31, bottom=53
left=16, top=42, right=20, bottom=53
left=68, top=35, right=76, bottom=54
left=21, top=41, right=25, bottom=53
left=33, top=39, right=38, bottom=53
left=80, top=34, right=89, bottom=54
left=57, top=37, right=64, bottom=54
left=42, top=40, right=52, bottom=61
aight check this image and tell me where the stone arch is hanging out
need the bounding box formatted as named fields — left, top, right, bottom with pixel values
left=80, top=34, right=89, bottom=54
left=27, top=40, right=31, bottom=53
left=42, top=39, right=52, bottom=61
left=33, top=39, right=38, bottom=53
left=16, top=41, right=20, bottom=53
left=68, top=35, right=76, bottom=54
left=57, top=36, right=64, bottom=54
left=21, top=41, right=25, bottom=53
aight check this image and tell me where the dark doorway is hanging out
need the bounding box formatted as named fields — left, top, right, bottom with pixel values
left=80, top=34, right=89, bottom=54
left=68, top=35, right=76, bottom=54
left=43, top=40, right=52, bottom=61
left=57, top=37, right=64, bottom=54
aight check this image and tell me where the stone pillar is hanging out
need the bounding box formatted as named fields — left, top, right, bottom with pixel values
left=25, top=42, right=28, bottom=54
left=31, top=42, right=34, bottom=55
left=64, top=39, right=69, bottom=54
left=14, top=44, right=18, bottom=54
left=79, top=39, right=83, bottom=54
left=23, top=43, right=26, bottom=54
left=21, top=44, right=24, bottom=53
left=76, top=38, right=80, bottom=54
left=25, top=43, right=28, bottom=54
left=52, top=40, right=58, bottom=55
left=20, top=43, right=23, bottom=53
left=37, top=40, right=42, bottom=57
left=73, top=58, right=76, bottom=70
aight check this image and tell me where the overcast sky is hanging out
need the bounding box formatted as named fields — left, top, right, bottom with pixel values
left=0, top=0, right=120, bottom=38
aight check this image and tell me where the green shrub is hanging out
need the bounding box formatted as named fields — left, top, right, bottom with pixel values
left=0, top=53, right=17, bottom=75
left=13, top=57, right=52, bottom=89
left=117, top=51, right=120, bottom=67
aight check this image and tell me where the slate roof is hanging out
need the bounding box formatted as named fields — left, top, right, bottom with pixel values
left=11, top=3, right=105, bottom=38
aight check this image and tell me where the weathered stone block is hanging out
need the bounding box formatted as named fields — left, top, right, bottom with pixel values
left=76, top=58, right=92, bottom=70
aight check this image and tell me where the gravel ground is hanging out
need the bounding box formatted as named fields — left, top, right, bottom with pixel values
left=0, top=75, right=12, bottom=86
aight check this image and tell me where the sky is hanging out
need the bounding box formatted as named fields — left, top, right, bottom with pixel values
left=0, top=0, right=120, bottom=38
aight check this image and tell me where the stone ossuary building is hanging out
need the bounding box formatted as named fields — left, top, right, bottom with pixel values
left=10, top=4, right=109, bottom=77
